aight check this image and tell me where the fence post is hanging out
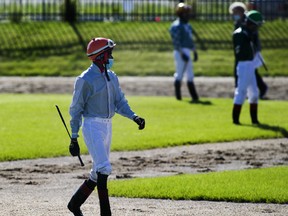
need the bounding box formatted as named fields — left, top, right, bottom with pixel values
left=64, top=0, right=77, bottom=22
left=42, top=0, right=46, bottom=21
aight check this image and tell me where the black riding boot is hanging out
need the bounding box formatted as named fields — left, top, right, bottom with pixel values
left=232, top=104, right=242, bottom=125
left=98, top=189, right=111, bottom=216
left=97, top=173, right=111, bottom=216
left=250, top=103, right=260, bottom=124
left=68, top=179, right=97, bottom=216
left=174, top=80, right=182, bottom=100
left=187, top=81, right=199, bottom=102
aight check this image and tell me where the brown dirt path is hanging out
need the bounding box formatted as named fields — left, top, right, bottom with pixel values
left=0, top=76, right=287, bottom=100
left=0, top=138, right=287, bottom=216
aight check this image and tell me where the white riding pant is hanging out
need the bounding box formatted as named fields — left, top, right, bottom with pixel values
left=82, top=117, right=112, bottom=182
left=234, top=61, right=259, bottom=105
left=173, top=48, right=194, bottom=82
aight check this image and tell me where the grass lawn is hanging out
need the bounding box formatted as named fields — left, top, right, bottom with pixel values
left=0, top=20, right=287, bottom=76
left=108, top=166, right=288, bottom=204
left=0, top=95, right=287, bottom=161
left=0, top=49, right=286, bottom=77
left=1, top=20, right=287, bottom=52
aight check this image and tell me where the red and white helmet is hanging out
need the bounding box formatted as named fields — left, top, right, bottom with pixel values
left=86, top=37, right=116, bottom=61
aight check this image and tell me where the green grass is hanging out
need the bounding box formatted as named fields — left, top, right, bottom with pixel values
left=0, top=20, right=287, bottom=76
left=0, top=95, right=287, bottom=161
left=1, top=20, right=287, bottom=51
left=108, top=166, right=288, bottom=204
left=0, top=49, right=287, bottom=76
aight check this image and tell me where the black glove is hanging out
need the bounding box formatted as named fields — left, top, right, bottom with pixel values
left=193, top=50, right=198, bottom=62
left=181, top=52, right=189, bottom=62
left=133, top=116, right=145, bottom=130
left=69, top=138, right=80, bottom=156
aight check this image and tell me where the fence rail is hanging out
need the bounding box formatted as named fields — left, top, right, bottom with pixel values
left=0, top=0, right=287, bottom=22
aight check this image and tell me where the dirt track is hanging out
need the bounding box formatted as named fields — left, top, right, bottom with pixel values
left=0, top=139, right=288, bottom=216
left=0, top=76, right=288, bottom=100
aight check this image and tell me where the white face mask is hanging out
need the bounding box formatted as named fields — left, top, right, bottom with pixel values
left=106, top=58, right=114, bottom=69
left=233, top=15, right=241, bottom=21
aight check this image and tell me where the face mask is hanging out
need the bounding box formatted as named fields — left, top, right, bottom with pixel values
left=233, top=15, right=241, bottom=21
left=106, top=58, right=114, bottom=69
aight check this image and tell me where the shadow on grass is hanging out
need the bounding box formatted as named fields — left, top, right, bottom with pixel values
left=241, top=123, right=288, bottom=138
left=188, top=100, right=213, bottom=105
left=0, top=21, right=82, bottom=58
left=256, top=123, right=288, bottom=138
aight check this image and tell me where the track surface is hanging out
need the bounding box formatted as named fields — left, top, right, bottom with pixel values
left=0, top=139, right=287, bottom=216
left=0, top=76, right=287, bottom=100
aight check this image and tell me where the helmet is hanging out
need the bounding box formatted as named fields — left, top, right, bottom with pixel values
left=229, top=2, right=247, bottom=14
left=176, top=3, right=191, bottom=16
left=246, top=10, right=263, bottom=26
left=87, top=38, right=116, bottom=61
